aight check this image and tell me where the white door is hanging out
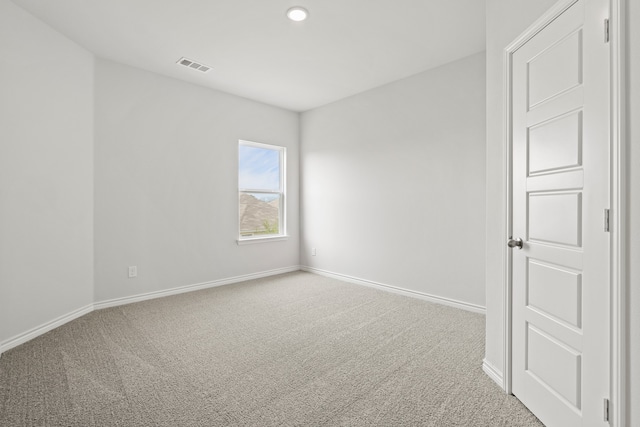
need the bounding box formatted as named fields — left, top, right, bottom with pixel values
left=510, top=0, right=610, bottom=426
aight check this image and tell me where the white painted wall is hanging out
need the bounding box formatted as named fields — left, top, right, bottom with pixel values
left=485, top=0, right=639, bottom=423
left=627, top=0, right=640, bottom=423
left=0, top=0, right=94, bottom=345
left=94, top=59, right=300, bottom=303
left=301, top=52, right=486, bottom=309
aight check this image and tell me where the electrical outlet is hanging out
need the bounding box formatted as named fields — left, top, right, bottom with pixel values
left=128, top=266, right=137, bottom=278
left=312, top=247, right=316, bottom=256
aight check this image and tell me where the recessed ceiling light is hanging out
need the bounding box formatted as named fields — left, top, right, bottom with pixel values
left=287, top=6, right=308, bottom=22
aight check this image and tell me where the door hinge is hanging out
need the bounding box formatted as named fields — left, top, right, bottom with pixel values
left=604, top=18, right=610, bottom=43
left=604, top=209, right=610, bottom=232
left=603, top=398, right=610, bottom=422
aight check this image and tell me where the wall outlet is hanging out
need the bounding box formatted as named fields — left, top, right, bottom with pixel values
left=311, top=247, right=316, bottom=256
left=128, top=266, right=137, bottom=278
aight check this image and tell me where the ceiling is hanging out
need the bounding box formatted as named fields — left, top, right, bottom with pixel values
left=11, top=0, right=486, bottom=112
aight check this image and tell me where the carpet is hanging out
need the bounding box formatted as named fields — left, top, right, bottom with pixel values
left=0, top=271, right=543, bottom=426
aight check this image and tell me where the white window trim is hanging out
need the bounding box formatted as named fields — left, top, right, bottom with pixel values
left=236, top=235, right=288, bottom=245
left=237, top=140, right=287, bottom=243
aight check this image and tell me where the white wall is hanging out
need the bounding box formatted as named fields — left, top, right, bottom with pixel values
left=627, top=0, right=640, bottom=423
left=94, top=59, right=300, bottom=303
left=485, top=0, right=639, bottom=423
left=0, top=0, right=94, bottom=346
left=301, top=52, right=486, bottom=309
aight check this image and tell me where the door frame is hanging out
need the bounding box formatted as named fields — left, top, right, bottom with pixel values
left=500, top=0, right=627, bottom=425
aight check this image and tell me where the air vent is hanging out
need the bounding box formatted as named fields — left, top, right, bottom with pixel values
left=176, top=57, right=212, bottom=73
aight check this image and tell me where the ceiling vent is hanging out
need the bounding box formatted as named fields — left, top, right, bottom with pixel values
left=176, top=57, right=212, bottom=73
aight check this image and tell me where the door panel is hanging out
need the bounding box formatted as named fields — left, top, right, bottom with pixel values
left=510, top=0, right=610, bottom=426
left=528, top=192, right=582, bottom=246
left=527, top=325, right=582, bottom=408
left=528, top=111, right=582, bottom=174
left=528, top=29, right=583, bottom=107
left=528, top=260, right=582, bottom=327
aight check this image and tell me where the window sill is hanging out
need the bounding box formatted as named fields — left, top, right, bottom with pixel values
left=237, top=235, right=289, bottom=245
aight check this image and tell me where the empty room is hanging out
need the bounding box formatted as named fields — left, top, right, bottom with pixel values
left=0, top=0, right=637, bottom=426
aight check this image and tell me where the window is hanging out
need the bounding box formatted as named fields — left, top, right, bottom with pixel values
left=238, top=140, right=286, bottom=241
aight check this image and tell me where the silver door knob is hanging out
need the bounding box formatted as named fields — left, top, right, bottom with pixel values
left=508, top=237, right=523, bottom=249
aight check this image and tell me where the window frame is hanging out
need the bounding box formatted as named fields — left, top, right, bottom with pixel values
left=237, top=140, right=287, bottom=244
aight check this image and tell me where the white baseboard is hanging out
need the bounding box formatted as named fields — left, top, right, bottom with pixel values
left=301, top=266, right=486, bottom=315
left=482, top=358, right=505, bottom=390
left=0, top=303, right=94, bottom=355
left=0, top=266, right=301, bottom=356
left=94, top=265, right=301, bottom=310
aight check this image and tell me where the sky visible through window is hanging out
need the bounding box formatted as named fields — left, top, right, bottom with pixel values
left=239, top=145, right=280, bottom=201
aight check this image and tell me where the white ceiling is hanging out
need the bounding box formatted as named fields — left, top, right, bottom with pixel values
left=11, top=0, right=486, bottom=112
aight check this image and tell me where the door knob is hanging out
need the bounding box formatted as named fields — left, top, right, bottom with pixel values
left=508, top=237, right=524, bottom=249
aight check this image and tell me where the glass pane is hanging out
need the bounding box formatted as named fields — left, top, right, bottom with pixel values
left=239, top=192, right=280, bottom=237
left=239, top=145, right=280, bottom=191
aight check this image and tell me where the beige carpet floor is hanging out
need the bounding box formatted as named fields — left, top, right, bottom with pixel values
left=0, top=271, right=543, bottom=426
